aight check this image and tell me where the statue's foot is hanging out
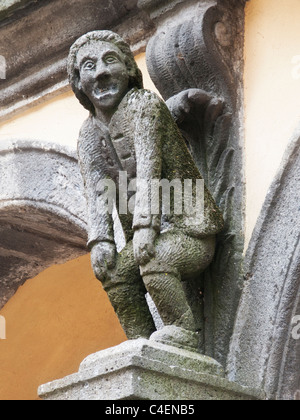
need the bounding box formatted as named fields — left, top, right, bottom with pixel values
left=149, top=325, right=200, bottom=353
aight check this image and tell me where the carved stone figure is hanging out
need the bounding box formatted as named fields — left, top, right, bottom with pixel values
left=68, top=30, right=224, bottom=351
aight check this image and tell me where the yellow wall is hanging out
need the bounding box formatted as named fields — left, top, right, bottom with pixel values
left=244, top=0, right=300, bottom=246
left=0, top=254, right=126, bottom=400
left=0, top=91, right=88, bottom=148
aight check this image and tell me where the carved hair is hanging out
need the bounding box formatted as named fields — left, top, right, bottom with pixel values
left=67, top=30, right=143, bottom=114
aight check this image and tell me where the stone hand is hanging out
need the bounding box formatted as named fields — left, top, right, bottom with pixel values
left=133, top=227, right=157, bottom=266
left=166, top=88, right=216, bottom=124
left=91, top=241, right=117, bottom=280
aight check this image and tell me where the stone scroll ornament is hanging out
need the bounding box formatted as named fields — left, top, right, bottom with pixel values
left=139, top=0, right=245, bottom=364
left=67, top=30, right=224, bottom=353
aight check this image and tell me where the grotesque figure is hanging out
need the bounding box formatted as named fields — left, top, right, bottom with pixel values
left=68, top=31, right=223, bottom=351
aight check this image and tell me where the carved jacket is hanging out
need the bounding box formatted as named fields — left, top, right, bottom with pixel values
left=77, top=88, right=224, bottom=249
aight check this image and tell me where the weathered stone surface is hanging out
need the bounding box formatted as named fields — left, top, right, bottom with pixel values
left=139, top=0, right=246, bottom=366
left=227, top=124, right=300, bottom=400
left=0, top=140, right=88, bottom=309
left=0, top=0, right=34, bottom=19
left=138, top=0, right=186, bottom=21
left=0, top=0, right=154, bottom=120
left=68, top=30, right=224, bottom=349
left=38, top=338, right=262, bottom=400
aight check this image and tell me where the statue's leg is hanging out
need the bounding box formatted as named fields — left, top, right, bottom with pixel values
left=140, top=231, right=215, bottom=350
left=142, top=271, right=196, bottom=331
left=104, top=242, right=156, bottom=340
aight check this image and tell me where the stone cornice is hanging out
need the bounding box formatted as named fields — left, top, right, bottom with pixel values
left=0, top=0, right=154, bottom=121
left=138, top=0, right=247, bottom=21
left=138, top=0, right=188, bottom=20
left=0, top=0, right=246, bottom=121
left=0, top=0, right=36, bottom=21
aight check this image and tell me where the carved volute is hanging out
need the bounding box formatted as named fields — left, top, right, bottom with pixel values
left=138, top=0, right=246, bottom=365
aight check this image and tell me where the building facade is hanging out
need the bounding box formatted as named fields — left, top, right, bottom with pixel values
left=0, top=0, right=299, bottom=400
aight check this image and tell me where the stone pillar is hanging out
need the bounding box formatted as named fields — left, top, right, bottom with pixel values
left=38, top=339, right=262, bottom=400
left=227, top=125, right=300, bottom=400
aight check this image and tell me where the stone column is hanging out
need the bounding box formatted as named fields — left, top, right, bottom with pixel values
left=227, top=125, right=300, bottom=400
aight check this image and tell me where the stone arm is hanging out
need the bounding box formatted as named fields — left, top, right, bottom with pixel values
left=131, top=90, right=165, bottom=265
left=166, top=88, right=224, bottom=127
left=132, top=90, right=163, bottom=233
left=77, top=120, right=115, bottom=250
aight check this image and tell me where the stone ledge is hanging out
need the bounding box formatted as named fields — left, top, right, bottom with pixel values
left=0, top=0, right=154, bottom=121
left=38, top=339, right=263, bottom=400
left=0, top=0, right=35, bottom=20
left=138, top=0, right=187, bottom=19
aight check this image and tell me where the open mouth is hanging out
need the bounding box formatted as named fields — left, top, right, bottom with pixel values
left=98, top=87, right=110, bottom=93
left=94, top=84, right=117, bottom=98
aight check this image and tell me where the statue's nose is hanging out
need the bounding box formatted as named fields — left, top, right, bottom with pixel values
left=95, top=63, right=110, bottom=80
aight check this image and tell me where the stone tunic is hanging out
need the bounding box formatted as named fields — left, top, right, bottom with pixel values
left=77, top=88, right=224, bottom=249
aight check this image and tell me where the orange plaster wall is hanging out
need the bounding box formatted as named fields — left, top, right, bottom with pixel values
left=0, top=254, right=127, bottom=400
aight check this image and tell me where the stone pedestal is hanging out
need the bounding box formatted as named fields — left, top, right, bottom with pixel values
left=38, top=339, right=262, bottom=400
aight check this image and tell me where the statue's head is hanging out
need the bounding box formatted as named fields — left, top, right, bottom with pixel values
left=68, top=30, right=143, bottom=116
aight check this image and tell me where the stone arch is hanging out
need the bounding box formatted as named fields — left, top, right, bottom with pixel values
left=227, top=125, right=300, bottom=400
left=0, top=140, right=88, bottom=309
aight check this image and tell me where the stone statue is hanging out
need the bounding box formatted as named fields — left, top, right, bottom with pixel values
left=68, top=30, right=224, bottom=351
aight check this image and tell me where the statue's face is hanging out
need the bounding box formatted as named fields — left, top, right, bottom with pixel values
left=76, top=41, right=130, bottom=115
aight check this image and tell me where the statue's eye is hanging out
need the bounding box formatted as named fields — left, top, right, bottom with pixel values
left=104, top=55, right=118, bottom=64
left=83, top=61, right=95, bottom=70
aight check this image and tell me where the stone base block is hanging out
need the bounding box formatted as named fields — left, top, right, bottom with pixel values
left=38, top=339, right=262, bottom=400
